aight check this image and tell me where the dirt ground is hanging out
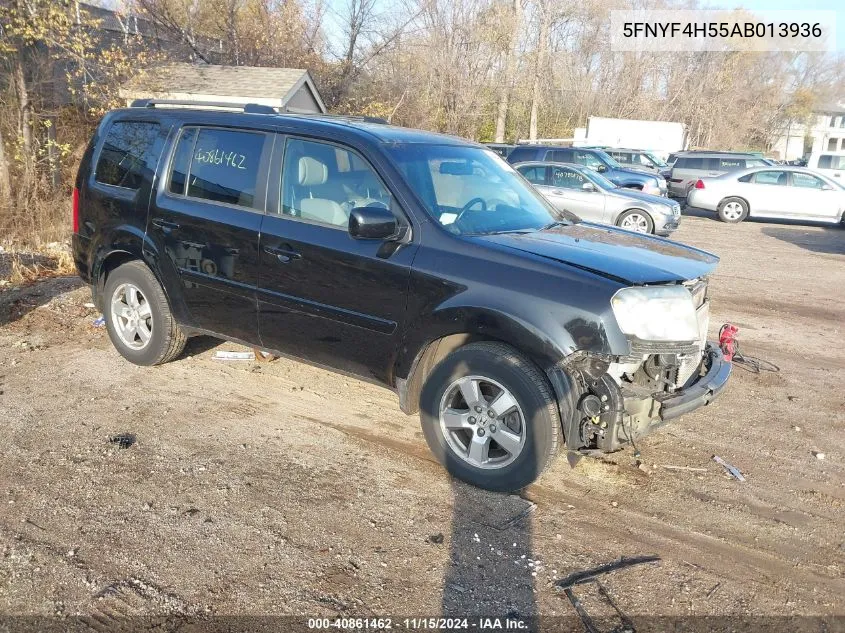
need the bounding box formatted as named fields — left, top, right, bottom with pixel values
left=1, top=212, right=844, bottom=631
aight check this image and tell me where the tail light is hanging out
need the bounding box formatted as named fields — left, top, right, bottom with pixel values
left=694, top=179, right=705, bottom=189
left=72, top=187, right=80, bottom=233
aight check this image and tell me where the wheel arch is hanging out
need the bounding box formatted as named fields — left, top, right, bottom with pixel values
left=91, top=227, right=191, bottom=325
left=395, top=308, right=580, bottom=415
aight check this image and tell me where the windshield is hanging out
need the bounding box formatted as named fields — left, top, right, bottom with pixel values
left=644, top=152, right=668, bottom=167
left=387, top=144, right=571, bottom=235
left=595, top=150, right=621, bottom=169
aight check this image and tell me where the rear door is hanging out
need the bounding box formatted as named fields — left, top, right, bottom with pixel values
left=148, top=125, right=273, bottom=344
left=743, top=169, right=792, bottom=216
left=257, top=135, right=417, bottom=382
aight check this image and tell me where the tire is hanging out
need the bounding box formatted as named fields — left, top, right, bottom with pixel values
left=103, top=260, right=187, bottom=366
left=616, top=209, right=654, bottom=234
left=419, top=341, right=560, bottom=492
left=717, top=197, right=749, bottom=223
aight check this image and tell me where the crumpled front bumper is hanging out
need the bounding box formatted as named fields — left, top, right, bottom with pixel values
left=656, top=343, right=732, bottom=421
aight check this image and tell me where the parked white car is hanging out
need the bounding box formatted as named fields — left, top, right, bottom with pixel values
left=686, top=167, right=845, bottom=225
left=806, top=151, right=845, bottom=181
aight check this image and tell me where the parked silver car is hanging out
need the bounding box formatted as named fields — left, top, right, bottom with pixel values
left=515, top=161, right=681, bottom=235
left=686, top=166, right=845, bottom=224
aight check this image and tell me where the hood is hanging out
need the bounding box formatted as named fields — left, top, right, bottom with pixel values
left=608, top=188, right=677, bottom=207
left=469, top=223, right=718, bottom=284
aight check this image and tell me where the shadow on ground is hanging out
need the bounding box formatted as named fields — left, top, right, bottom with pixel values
left=760, top=226, right=845, bottom=256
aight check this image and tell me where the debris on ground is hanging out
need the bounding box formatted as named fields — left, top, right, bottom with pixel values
left=713, top=455, right=746, bottom=482
left=812, top=451, right=826, bottom=460
left=427, top=533, right=444, bottom=544
left=556, top=555, right=661, bottom=633
left=109, top=433, right=136, bottom=449
left=212, top=350, right=255, bottom=361
left=83, top=302, right=96, bottom=309
left=661, top=465, right=708, bottom=473
left=92, top=316, right=105, bottom=327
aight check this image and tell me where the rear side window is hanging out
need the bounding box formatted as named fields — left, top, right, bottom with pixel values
left=677, top=157, right=704, bottom=169
left=517, top=165, right=547, bottom=185
left=95, top=121, right=161, bottom=189
left=507, top=147, right=539, bottom=163
left=167, top=127, right=269, bottom=209
left=546, top=149, right=572, bottom=162
left=719, top=158, right=745, bottom=170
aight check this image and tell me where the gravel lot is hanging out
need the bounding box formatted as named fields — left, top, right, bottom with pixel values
left=1, top=212, right=844, bottom=630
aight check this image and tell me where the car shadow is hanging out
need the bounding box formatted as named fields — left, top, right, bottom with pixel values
left=443, top=481, right=536, bottom=625
left=761, top=226, right=845, bottom=255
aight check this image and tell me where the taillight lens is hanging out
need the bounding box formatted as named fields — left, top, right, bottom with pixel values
left=694, top=179, right=705, bottom=189
left=72, top=187, right=80, bottom=233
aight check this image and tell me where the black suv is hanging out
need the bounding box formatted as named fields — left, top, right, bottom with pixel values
left=73, top=101, right=731, bottom=491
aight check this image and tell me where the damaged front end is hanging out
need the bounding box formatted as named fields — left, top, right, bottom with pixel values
left=552, top=278, right=732, bottom=453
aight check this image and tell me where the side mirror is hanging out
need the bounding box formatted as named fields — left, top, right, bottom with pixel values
left=582, top=182, right=597, bottom=192
left=595, top=164, right=607, bottom=173
left=349, top=206, right=400, bottom=240
left=821, top=184, right=835, bottom=191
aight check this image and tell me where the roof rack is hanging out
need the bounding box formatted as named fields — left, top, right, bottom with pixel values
left=128, top=99, right=388, bottom=124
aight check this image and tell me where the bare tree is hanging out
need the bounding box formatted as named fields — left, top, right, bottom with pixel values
left=493, top=0, right=522, bottom=142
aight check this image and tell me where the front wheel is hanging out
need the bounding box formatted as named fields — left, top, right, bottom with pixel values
left=419, top=342, right=561, bottom=492
left=616, top=209, right=654, bottom=234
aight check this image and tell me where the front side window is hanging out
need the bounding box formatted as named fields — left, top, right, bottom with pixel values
left=573, top=151, right=605, bottom=170
left=791, top=172, right=825, bottom=189
left=168, top=127, right=269, bottom=209
left=95, top=121, right=161, bottom=189
left=280, top=138, right=392, bottom=228
left=610, top=152, right=631, bottom=164
left=517, top=165, right=547, bottom=185
left=389, top=144, right=569, bottom=235
left=551, top=166, right=587, bottom=189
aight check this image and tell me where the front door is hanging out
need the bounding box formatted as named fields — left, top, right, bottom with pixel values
left=147, top=125, right=273, bottom=343
left=257, top=136, right=417, bottom=382
left=544, top=165, right=607, bottom=223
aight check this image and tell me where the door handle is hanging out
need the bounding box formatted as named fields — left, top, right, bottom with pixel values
left=151, top=218, right=180, bottom=230
left=264, top=245, right=301, bottom=263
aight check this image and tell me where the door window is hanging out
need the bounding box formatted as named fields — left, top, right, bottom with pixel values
left=573, top=151, right=605, bottom=170
left=167, top=127, right=270, bottom=209
left=95, top=121, right=161, bottom=189
left=718, top=157, right=744, bottom=170
left=791, top=172, right=826, bottom=189
left=517, top=165, right=547, bottom=185
left=550, top=166, right=587, bottom=189
left=280, top=138, right=392, bottom=228
left=609, top=152, right=631, bottom=164
left=546, top=149, right=572, bottom=162
left=753, top=170, right=789, bottom=186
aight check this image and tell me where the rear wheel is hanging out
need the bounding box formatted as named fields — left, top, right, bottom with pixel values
left=419, top=342, right=560, bottom=492
left=616, top=209, right=654, bottom=234
left=717, top=197, right=749, bottom=223
left=103, top=260, right=186, bottom=366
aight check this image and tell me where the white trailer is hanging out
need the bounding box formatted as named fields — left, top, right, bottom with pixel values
left=577, top=117, right=687, bottom=160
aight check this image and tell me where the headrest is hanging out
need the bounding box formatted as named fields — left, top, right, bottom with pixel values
left=298, top=156, right=328, bottom=186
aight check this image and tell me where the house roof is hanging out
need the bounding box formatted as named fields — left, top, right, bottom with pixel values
left=123, top=63, right=326, bottom=112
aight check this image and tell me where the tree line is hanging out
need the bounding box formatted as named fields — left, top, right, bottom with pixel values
left=1, top=0, right=842, bottom=243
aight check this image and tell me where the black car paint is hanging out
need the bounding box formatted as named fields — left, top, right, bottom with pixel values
left=74, top=108, right=720, bottom=432
left=507, top=146, right=661, bottom=191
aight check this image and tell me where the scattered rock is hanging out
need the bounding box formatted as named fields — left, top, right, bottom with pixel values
left=812, top=451, right=825, bottom=460
left=109, top=433, right=136, bottom=449
left=428, top=533, right=444, bottom=544
left=611, top=501, right=619, bottom=507
left=793, top=426, right=801, bottom=432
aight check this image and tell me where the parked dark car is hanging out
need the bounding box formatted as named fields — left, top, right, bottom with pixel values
left=73, top=101, right=730, bottom=491
left=507, top=145, right=667, bottom=196
left=484, top=143, right=516, bottom=158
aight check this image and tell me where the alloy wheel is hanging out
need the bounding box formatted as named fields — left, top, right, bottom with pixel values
left=110, top=283, right=153, bottom=350
left=438, top=375, right=526, bottom=469
left=619, top=212, right=650, bottom=233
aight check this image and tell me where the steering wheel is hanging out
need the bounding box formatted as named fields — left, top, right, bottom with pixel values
left=453, top=197, right=488, bottom=229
